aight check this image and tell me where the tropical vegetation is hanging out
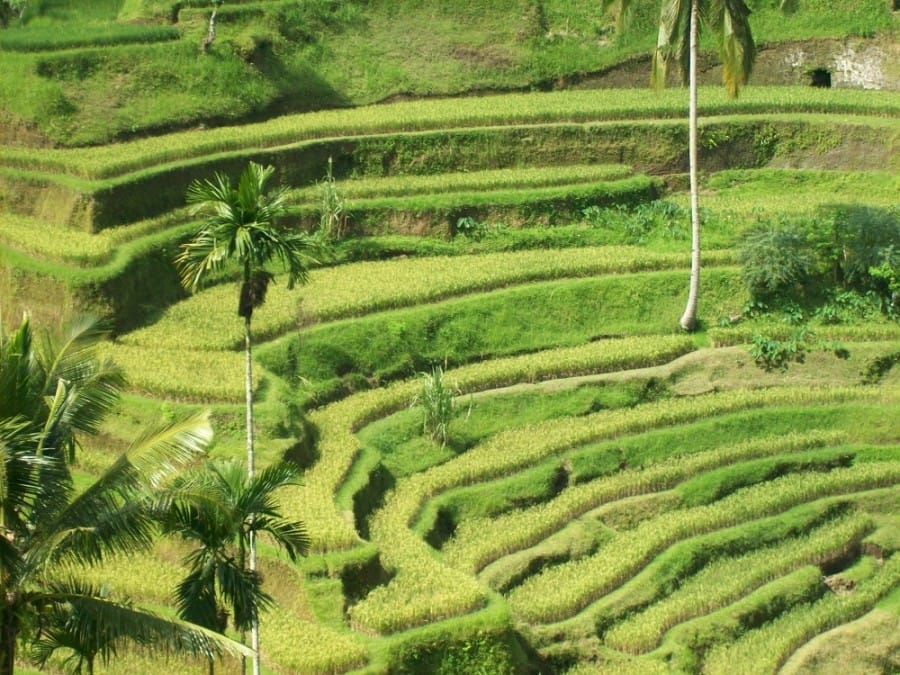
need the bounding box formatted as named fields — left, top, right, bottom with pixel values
left=0, top=0, right=898, bottom=672
left=0, top=315, right=250, bottom=674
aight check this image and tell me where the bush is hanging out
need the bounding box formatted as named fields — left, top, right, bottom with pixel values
left=749, top=329, right=812, bottom=372
left=738, top=221, right=813, bottom=302
left=807, top=205, right=900, bottom=293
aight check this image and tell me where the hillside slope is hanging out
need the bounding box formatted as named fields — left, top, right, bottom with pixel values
left=0, top=0, right=896, bottom=147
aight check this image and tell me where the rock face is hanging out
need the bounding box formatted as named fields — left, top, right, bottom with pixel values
left=575, top=37, right=900, bottom=91
left=781, top=38, right=898, bottom=89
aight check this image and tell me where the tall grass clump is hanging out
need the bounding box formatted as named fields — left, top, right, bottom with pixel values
left=413, top=366, right=458, bottom=447
left=318, top=156, right=347, bottom=241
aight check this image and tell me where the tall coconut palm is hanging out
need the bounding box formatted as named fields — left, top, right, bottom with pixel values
left=0, top=314, right=251, bottom=674
left=175, top=161, right=318, bottom=674
left=653, top=0, right=756, bottom=330
left=161, top=459, right=309, bottom=675
left=604, top=0, right=755, bottom=330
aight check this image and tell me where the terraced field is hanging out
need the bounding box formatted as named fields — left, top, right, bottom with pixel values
left=1, top=16, right=899, bottom=672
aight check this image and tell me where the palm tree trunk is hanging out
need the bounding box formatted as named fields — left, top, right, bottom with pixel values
left=0, top=606, right=16, bottom=675
left=679, top=0, right=701, bottom=331
left=243, top=316, right=261, bottom=675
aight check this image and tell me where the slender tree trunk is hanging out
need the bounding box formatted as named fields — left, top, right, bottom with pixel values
left=679, top=0, right=701, bottom=331
left=202, top=2, right=219, bottom=52
left=243, top=316, right=261, bottom=675
left=0, top=604, right=17, bottom=675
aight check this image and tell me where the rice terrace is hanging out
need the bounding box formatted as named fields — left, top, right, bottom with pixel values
left=0, top=0, right=899, bottom=673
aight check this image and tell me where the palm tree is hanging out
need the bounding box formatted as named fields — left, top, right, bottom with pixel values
left=175, top=161, right=318, bottom=674
left=1, top=313, right=251, bottom=674
left=0, top=413, right=253, bottom=675
left=0, top=313, right=124, bottom=463
left=603, top=0, right=755, bottom=330
left=653, top=0, right=756, bottom=330
left=161, top=459, right=309, bottom=675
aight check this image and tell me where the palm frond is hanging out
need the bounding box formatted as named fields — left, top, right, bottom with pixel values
left=0, top=418, right=50, bottom=537
left=122, top=411, right=213, bottom=488
left=23, top=413, right=212, bottom=572
left=0, top=314, right=39, bottom=423
left=253, top=517, right=309, bottom=562
left=175, top=225, right=230, bottom=292
left=216, top=561, right=270, bottom=631
left=41, top=579, right=253, bottom=665
left=652, top=0, right=691, bottom=88
left=713, top=0, right=756, bottom=96
left=1, top=313, right=123, bottom=466
left=175, top=567, right=223, bottom=632
left=186, top=172, right=234, bottom=216
left=238, top=461, right=300, bottom=513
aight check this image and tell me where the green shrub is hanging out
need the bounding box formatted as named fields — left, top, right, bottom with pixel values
left=738, top=221, right=814, bottom=302
left=808, top=205, right=900, bottom=293
left=749, top=329, right=812, bottom=372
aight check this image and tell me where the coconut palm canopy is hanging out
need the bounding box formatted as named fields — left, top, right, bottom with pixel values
left=0, top=315, right=251, bottom=674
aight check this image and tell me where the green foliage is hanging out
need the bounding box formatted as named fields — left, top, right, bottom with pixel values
left=736, top=206, right=900, bottom=320
left=177, top=161, right=319, bottom=317
left=861, top=350, right=900, bottom=384
left=413, top=366, right=457, bottom=447
left=583, top=200, right=690, bottom=245
left=0, top=313, right=245, bottom=672
left=317, top=156, right=348, bottom=241
left=453, top=216, right=498, bottom=241
left=749, top=329, right=813, bottom=372
left=394, top=629, right=524, bottom=674
left=162, top=459, right=309, bottom=633
left=738, top=221, right=814, bottom=302
left=807, top=206, right=900, bottom=293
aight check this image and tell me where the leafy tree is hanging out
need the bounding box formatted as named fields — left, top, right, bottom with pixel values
left=161, top=459, right=309, bottom=674
left=807, top=206, right=900, bottom=291
left=175, top=161, right=318, bottom=675
left=0, top=314, right=250, bottom=675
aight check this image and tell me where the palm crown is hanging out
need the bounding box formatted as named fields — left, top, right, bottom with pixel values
left=177, top=161, right=318, bottom=319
